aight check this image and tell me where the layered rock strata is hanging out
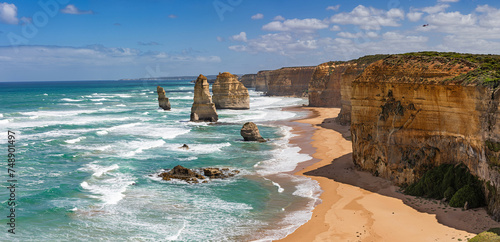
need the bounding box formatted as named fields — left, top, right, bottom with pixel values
left=255, top=66, right=315, bottom=96
left=240, top=74, right=257, bottom=88
left=212, top=72, right=250, bottom=109
left=190, top=74, right=218, bottom=122
left=158, top=165, right=240, bottom=184
left=241, top=122, right=266, bottom=142
left=349, top=53, right=500, bottom=219
left=157, top=86, right=171, bottom=110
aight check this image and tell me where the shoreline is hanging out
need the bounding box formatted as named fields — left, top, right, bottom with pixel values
left=276, top=106, right=500, bottom=241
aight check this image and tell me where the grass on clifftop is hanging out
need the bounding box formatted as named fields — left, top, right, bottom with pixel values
left=403, top=51, right=500, bottom=87
left=404, top=163, right=485, bottom=209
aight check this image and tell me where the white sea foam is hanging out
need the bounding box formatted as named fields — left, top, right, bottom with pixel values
left=91, top=98, right=108, bottom=101
left=116, top=104, right=127, bottom=107
left=43, top=93, right=48, bottom=96
left=65, top=137, right=86, bottom=144
left=165, top=142, right=231, bottom=154
left=0, top=114, right=3, bottom=118
left=61, top=98, right=83, bottom=102
left=272, top=181, right=284, bottom=193
left=122, top=139, right=166, bottom=157
left=20, top=110, right=98, bottom=117
left=0, top=119, right=9, bottom=124
left=96, top=130, right=108, bottom=136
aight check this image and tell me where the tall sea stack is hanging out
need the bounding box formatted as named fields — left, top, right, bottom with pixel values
left=212, top=72, right=250, bottom=109
left=190, top=74, right=218, bottom=122
left=157, top=86, right=171, bottom=110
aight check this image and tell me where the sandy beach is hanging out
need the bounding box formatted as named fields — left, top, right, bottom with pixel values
left=278, top=107, right=500, bottom=242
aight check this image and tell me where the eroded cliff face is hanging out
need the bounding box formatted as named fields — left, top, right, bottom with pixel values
left=212, top=72, right=250, bottom=109
left=240, top=74, right=257, bottom=89
left=350, top=54, right=500, bottom=219
left=254, top=67, right=315, bottom=96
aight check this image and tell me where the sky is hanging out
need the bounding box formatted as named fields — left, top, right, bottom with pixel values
left=0, top=0, right=499, bottom=81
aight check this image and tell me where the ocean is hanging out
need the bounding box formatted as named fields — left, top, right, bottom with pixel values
left=0, top=80, right=321, bottom=241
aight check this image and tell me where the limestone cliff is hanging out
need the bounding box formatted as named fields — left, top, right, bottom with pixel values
left=157, top=86, right=171, bottom=110
left=308, top=55, right=388, bottom=125
left=190, top=74, right=218, bottom=122
left=240, top=74, right=257, bottom=88
left=254, top=67, right=315, bottom=96
left=349, top=53, right=500, bottom=219
left=212, top=72, right=250, bottom=109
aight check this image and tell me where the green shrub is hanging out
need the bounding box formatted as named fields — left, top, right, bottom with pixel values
left=469, top=231, right=500, bottom=242
left=404, top=164, right=485, bottom=208
left=444, top=187, right=455, bottom=201
left=449, top=184, right=483, bottom=208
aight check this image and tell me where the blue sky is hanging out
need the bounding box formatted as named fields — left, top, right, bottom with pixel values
left=0, top=0, right=499, bottom=81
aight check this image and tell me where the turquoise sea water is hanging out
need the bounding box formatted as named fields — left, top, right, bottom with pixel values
left=0, top=80, right=321, bottom=241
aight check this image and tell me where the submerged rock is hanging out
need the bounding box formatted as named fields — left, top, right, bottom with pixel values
left=190, top=74, right=218, bottom=122
left=240, top=122, right=266, bottom=142
left=157, top=86, right=171, bottom=110
left=212, top=72, right=250, bottom=109
left=179, top=144, right=189, bottom=150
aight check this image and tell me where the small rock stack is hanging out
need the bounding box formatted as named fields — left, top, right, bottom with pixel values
left=157, top=86, right=171, bottom=110
left=240, top=122, right=266, bottom=142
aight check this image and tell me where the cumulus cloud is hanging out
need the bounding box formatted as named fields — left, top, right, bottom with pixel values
left=419, top=4, right=450, bottom=14
left=328, top=5, right=405, bottom=30
left=229, top=32, right=318, bottom=55
left=330, top=25, right=341, bottom=31
left=326, top=5, right=340, bottom=11
left=262, top=18, right=328, bottom=33
left=231, top=32, right=247, bottom=42
left=273, top=15, right=285, bottom=21
left=251, top=13, right=264, bottom=20
left=407, top=12, right=424, bottom=22
left=61, top=4, right=94, bottom=15
left=438, top=0, right=459, bottom=2
left=0, top=2, right=18, bottom=25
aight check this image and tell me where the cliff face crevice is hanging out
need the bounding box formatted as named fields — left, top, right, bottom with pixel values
left=349, top=54, right=500, bottom=219
left=240, top=74, right=257, bottom=89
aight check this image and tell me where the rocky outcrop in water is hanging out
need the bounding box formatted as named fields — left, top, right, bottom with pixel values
left=255, top=67, right=315, bottom=96
left=212, top=72, right=250, bottom=109
left=240, top=74, right=257, bottom=88
left=190, top=74, right=218, bottom=122
left=349, top=53, right=500, bottom=219
left=241, top=122, right=266, bottom=142
left=157, top=86, right=171, bottom=110
left=158, top=165, right=240, bottom=183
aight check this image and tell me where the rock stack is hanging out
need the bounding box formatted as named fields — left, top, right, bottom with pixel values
left=212, top=72, right=250, bottom=109
left=240, top=122, right=266, bottom=142
left=190, top=74, right=218, bottom=122
left=157, top=86, right=171, bottom=110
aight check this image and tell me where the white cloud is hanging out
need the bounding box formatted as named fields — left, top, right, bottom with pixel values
left=0, top=2, right=18, bottom=25
left=61, top=4, right=94, bottom=15
left=337, top=32, right=364, bottom=38
left=216, top=36, right=225, bottom=42
left=330, top=25, right=341, bottom=31
left=328, top=5, right=405, bottom=30
left=438, top=0, right=459, bottom=2
left=229, top=32, right=318, bottom=55
left=273, top=15, right=285, bottom=21
left=231, top=32, right=247, bottom=42
left=262, top=18, right=328, bottom=33
left=419, top=4, right=450, bottom=14
left=407, top=12, right=424, bottom=22
left=476, top=5, right=500, bottom=28
left=326, top=5, right=340, bottom=11
left=251, top=13, right=264, bottom=20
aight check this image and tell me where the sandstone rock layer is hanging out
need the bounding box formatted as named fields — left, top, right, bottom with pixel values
left=157, top=86, right=171, bottom=110
left=190, top=74, right=218, bottom=122
left=240, top=74, right=257, bottom=88
left=255, top=67, right=315, bottom=96
left=241, top=122, right=266, bottom=142
left=212, top=72, right=250, bottom=109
